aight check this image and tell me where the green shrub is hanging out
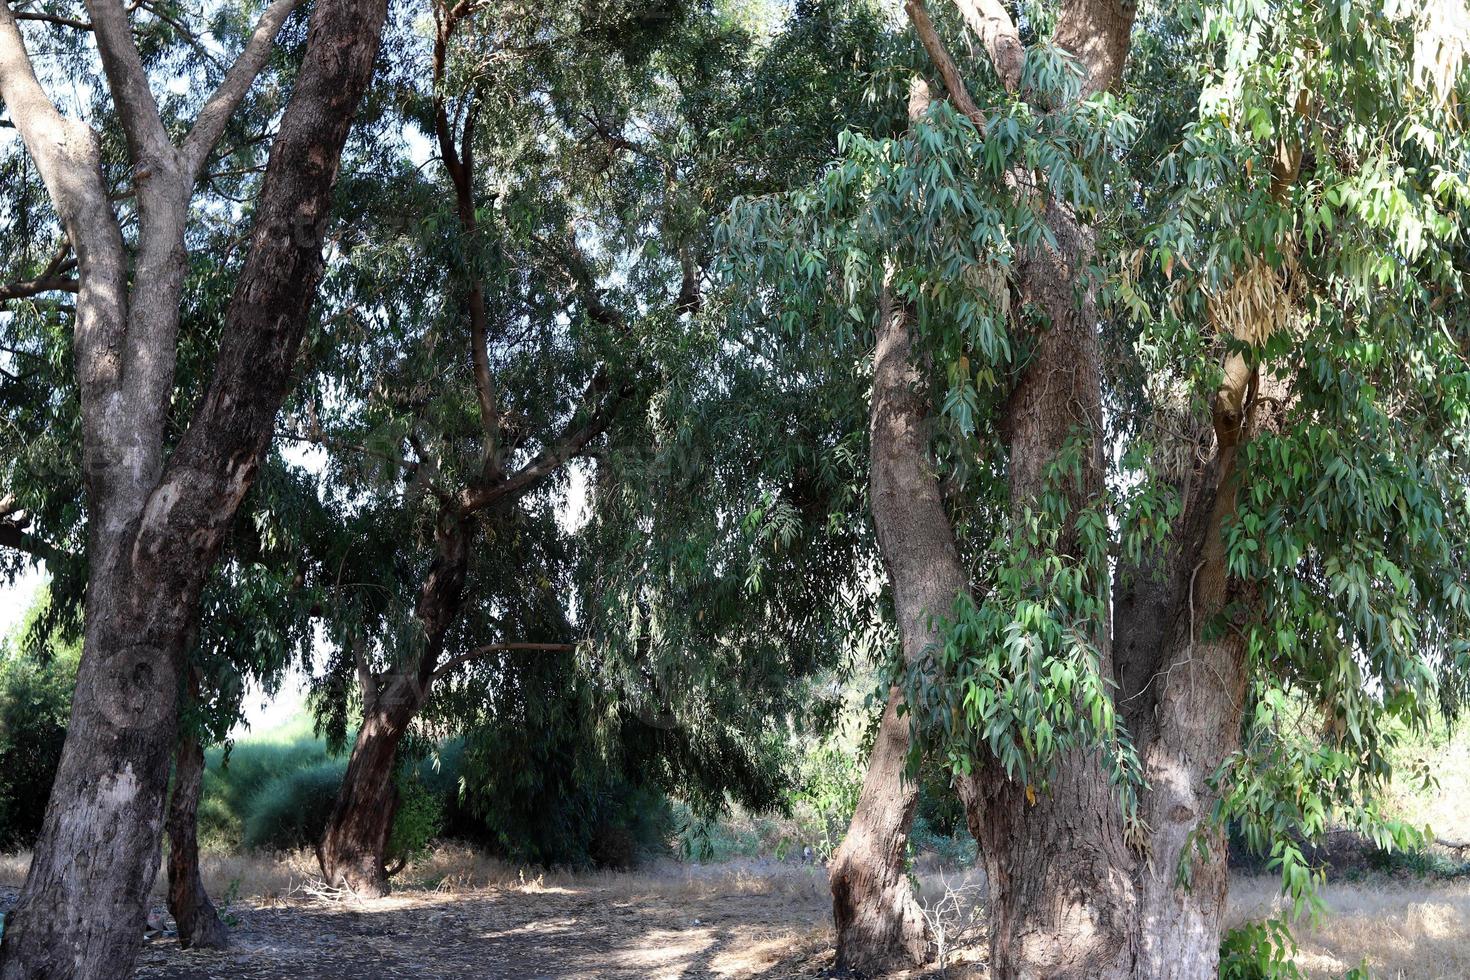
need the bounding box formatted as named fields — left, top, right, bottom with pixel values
left=241, top=759, right=346, bottom=850
left=461, top=716, right=676, bottom=868
left=0, top=635, right=77, bottom=850
left=1218, top=918, right=1315, bottom=980
left=209, top=725, right=465, bottom=859
left=786, top=743, right=862, bottom=859
left=910, top=815, right=978, bottom=867
left=201, top=734, right=338, bottom=845
left=386, top=773, right=444, bottom=866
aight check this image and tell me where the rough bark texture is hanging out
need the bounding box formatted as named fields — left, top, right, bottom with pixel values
left=898, top=3, right=1203, bottom=978
left=166, top=737, right=229, bottom=950
left=830, top=693, right=934, bottom=974
left=830, top=258, right=968, bottom=973
left=964, top=195, right=1140, bottom=980
left=0, top=0, right=386, bottom=974
left=317, top=691, right=417, bottom=897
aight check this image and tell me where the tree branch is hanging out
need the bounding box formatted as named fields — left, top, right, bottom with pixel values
left=0, top=0, right=128, bottom=413
left=13, top=8, right=90, bottom=29
left=0, top=247, right=78, bottom=301
left=432, top=642, right=575, bottom=679
left=351, top=635, right=378, bottom=706
left=82, top=0, right=173, bottom=167
left=460, top=372, right=623, bottom=514
left=951, top=0, right=1023, bottom=94
left=180, top=0, right=300, bottom=180
left=0, top=516, right=70, bottom=565
left=905, top=0, right=985, bottom=123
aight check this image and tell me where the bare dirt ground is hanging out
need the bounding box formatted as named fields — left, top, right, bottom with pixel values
left=0, top=850, right=983, bottom=980
left=4, top=847, right=1470, bottom=978
left=130, top=874, right=839, bottom=980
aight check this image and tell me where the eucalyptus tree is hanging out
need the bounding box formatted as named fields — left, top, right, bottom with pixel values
left=727, top=0, right=1470, bottom=974
left=300, top=0, right=719, bottom=894
left=0, top=0, right=386, bottom=972
left=294, top=0, right=905, bottom=890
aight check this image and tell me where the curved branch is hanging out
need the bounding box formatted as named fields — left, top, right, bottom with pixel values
left=0, top=248, right=78, bottom=301
left=13, top=8, right=90, bottom=29
left=432, top=642, right=575, bottom=680
left=905, top=0, right=984, bottom=123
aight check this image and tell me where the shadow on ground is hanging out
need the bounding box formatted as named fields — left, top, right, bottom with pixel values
left=129, top=877, right=844, bottom=980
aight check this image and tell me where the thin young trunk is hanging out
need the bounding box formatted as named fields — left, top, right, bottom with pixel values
left=166, top=736, right=228, bottom=949
left=830, top=234, right=968, bottom=972
left=830, top=693, right=932, bottom=972
left=0, top=0, right=386, bottom=973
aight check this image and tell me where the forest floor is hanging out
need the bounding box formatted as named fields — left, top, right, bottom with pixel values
left=3, top=845, right=1470, bottom=977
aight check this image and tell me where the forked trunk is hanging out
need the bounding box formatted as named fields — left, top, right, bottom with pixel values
left=0, top=0, right=386, bottom=971
left=831, top=216, right=968, bottom=972
left=166, top=736, right=228, bottom=949
left=318, top=696, right=413, bottom=896
left=1130, top=443, right=1254, bottom=977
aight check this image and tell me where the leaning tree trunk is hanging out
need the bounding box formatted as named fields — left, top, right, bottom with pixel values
left=0, top=0, right=386, bottom=973
left=318, top=691, right=416, bottom=896
left=166, top=736, right=228, bottom=949
left=830, top=693, right=932, bottom=972
left=830, top=241, right=968, bottom=973
left=319, top=513, right=468, bottom=895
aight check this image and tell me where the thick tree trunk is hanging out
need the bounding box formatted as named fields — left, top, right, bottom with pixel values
left=831, top=247, right=968, bottom=973
left=1126, top=418, right=1259, bottom=976
left=0, top=0, right=386, bottom=974
left=0, top=549, right=186, bottom=980
left=166, top=736, right=228, bottom=949
left=961, top=759, right=1137, bottom=979
left=960, top=199, right=1141, bottom=980
left=318, top=695, right=413, bottom=897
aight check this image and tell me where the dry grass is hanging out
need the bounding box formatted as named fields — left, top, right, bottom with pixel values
left=7, top=846, right=1470, bottom=978
left=1229, top=874, right=1470, bottom=979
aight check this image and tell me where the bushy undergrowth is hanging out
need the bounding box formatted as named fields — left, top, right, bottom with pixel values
left=203, top=729, right=461, bottom=857
left=0, top=614, right=78, bottom=851
left=239, top=760, right=344, bottom=850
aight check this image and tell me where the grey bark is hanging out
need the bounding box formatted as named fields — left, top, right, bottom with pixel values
left=0, top=0, right=386, bottom=974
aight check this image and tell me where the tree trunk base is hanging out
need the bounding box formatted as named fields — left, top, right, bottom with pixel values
left=829, top=694, right=933, bottom=975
